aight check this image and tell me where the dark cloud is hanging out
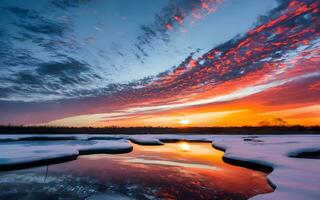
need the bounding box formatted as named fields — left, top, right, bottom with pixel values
left=1, top=47, right=41, bottom=67
left=7, top=7, right=70, bottom=37
left=5, top=6, right=36, bottom=18
left=0, top=88, right=14, bottom=99
left=14, top=71, right=43, bottom=85
left=33, top=58, right=97, bottom=90
left=5, top=5, right=69, bottom=37
left=0, top=3, right=93, bottom=100
left=33, top=37, right=81, bottom=53
left=37, top=58, right=90, bottom=76
left=50, top=0, right=91, bottom=10
left=20, top=21, right=68, bottom=36
left=0, top=5, right=74, bottom=70
left=0, top=56, right=103, bottom=101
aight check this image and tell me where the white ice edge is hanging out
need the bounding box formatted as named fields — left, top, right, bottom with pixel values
left=0, top=134, right=319, bottom=200
left=0, top=139, right=132, bottom=167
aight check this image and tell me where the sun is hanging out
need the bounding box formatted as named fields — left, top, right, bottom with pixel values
left=180, top=119, right=190, bottom=125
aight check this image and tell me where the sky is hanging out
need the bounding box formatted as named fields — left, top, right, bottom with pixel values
left=0, top=0, right=319, bottom=127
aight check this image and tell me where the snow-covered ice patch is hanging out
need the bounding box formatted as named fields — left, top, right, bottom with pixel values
left=0, top=139, right=132, bottom=170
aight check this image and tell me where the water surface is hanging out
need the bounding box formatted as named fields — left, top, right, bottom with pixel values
left=0, top=142, right=273, bottom=200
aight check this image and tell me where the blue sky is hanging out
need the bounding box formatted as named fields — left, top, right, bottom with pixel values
left=0, top=0, right=277, bottom=101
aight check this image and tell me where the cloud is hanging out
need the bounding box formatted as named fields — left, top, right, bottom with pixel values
left=0, top=5, right=73, bottom=69
left=2, top=0, right=319, bottom=103
left=0, top=0, right=319, bottom=126
left=6, top=6, right=70, bottom=37
left=36, top=58, right=90, bottom=77
left=20, top=21, right=68, bottom=36
left=0, top=57, right=104, bottom=101
left=50, top=0, right=91, bottom=10
left=5, top=6, right=31, bottom=17
left=14, top=71, right=43, bottom=85
left=0, top=3, right=97, bottom=101
left=131, top=0, right=319, bottom=100
left=134, top=0, right=224, bottom=61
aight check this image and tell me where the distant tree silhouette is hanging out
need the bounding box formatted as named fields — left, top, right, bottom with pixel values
left=258, top=118, right=289, bottom=126
left=0, top=125, right=319, bottom=135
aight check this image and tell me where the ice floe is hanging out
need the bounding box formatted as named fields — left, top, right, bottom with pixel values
left=0, top=139, right=132, bottom=170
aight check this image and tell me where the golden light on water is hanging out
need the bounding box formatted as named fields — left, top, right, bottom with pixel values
left=49, top=142, right=273, bottom=199
left=179, top=142, right=191, bottom=151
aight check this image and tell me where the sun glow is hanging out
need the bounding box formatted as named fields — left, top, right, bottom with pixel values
left=180, top=119, right=190, bottom=125
left=179, top=142, right=191, bottom=152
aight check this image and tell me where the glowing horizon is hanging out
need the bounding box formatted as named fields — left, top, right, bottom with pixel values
left=0, top=0, right=319, bottom=127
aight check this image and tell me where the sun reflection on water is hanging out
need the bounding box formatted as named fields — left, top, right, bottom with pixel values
left=0, top=142, right=273, bottom=200
left=179, top=142, right=191, bottom=151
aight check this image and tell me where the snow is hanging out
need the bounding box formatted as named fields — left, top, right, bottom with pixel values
left=211, top=135, right=320, bottom=200
left=0, top=139, right=132, bottom=170
left=127, top=135, right=164, bottom=145
left=0, top=134, right=319, bottom=200
left=77, top=139, right=133, bottom=154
